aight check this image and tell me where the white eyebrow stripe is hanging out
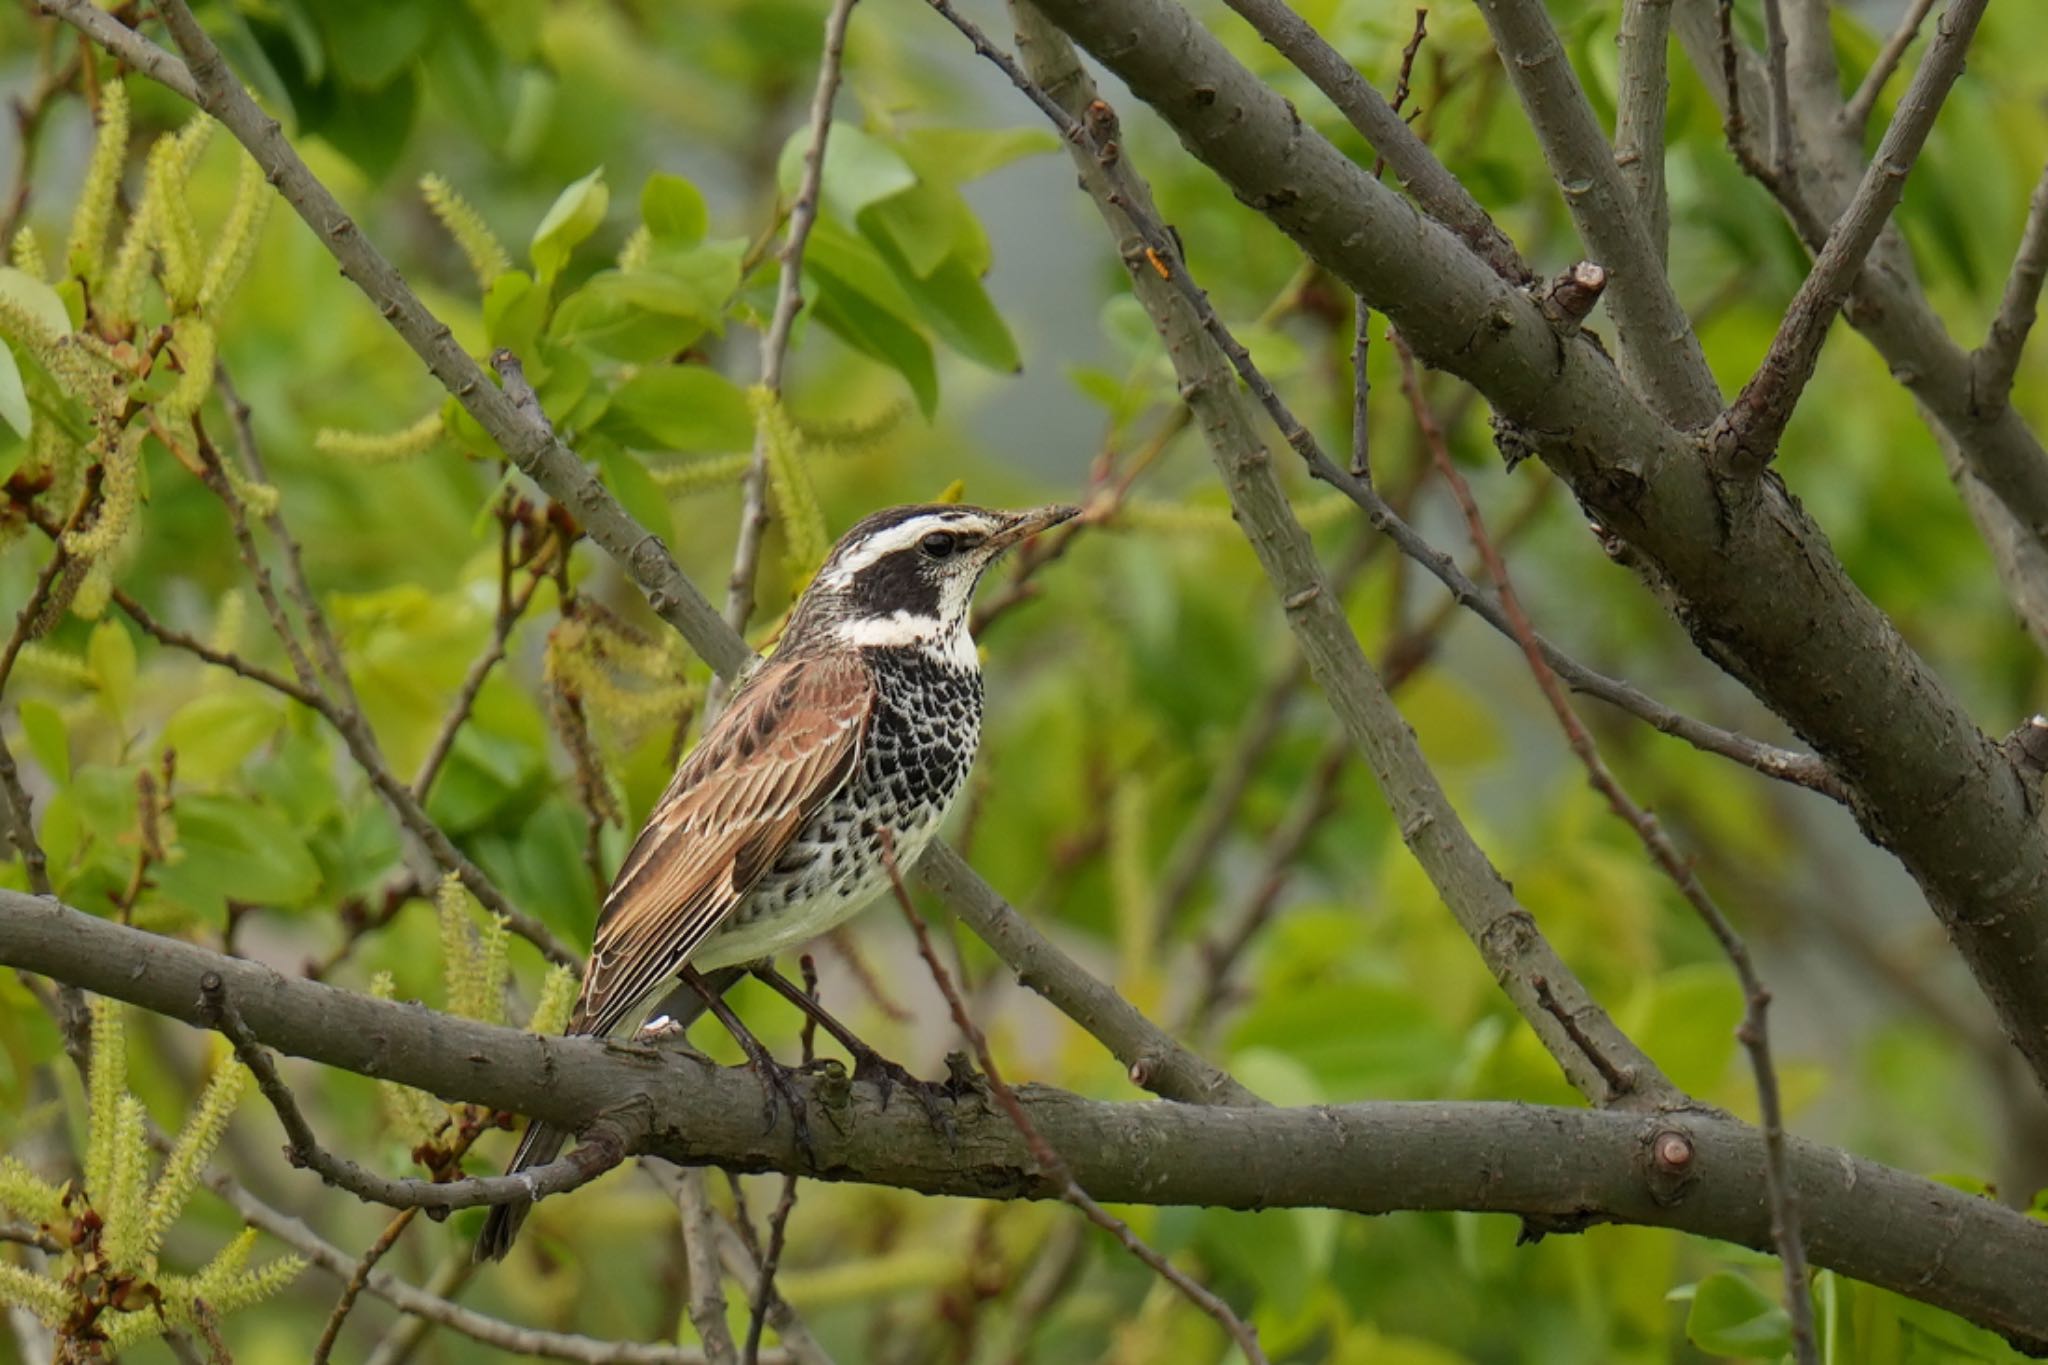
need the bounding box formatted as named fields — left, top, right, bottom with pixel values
left=817, top=513, right=1000, bottom=586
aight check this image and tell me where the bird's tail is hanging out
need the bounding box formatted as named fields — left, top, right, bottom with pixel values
left=473, top=1118, right=568, bottom=1262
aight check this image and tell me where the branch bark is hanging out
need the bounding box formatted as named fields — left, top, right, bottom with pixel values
left=1613, top=0, right=1675, bottom=263
left=1714, top=0, right=1988, bottom=473
left=1021, top=0, right=2048, bottom=1102
left=1976, top=158, right=2048, bottom=412
left=1470, top=0, right=1720, bottom=424
left=7, top=891, right=2048, bottom=1355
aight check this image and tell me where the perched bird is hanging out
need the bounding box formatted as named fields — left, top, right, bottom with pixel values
left=476, top=501, right=1078, bottom=1260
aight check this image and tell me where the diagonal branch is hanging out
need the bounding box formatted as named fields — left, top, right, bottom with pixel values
left=1844, top=0, right=1941, bottom=132
left=1976, top=158, right=2048, bottom=412
left=996, top=0, right=1672, bottom=1109
left=8, top=890, right=2048, bottom=1354
left=1469, top=0, right=1720, bottom=425
left=1214, top=0, right=1528, bottom=283
left=1713, top=0, right=1988, bottom=473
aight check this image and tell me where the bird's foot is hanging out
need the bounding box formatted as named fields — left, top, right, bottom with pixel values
left=850, top=1046, right=958, bottom=1143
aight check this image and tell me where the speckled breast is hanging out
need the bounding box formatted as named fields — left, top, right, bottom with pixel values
left=711, top=647, right=983, bottom=951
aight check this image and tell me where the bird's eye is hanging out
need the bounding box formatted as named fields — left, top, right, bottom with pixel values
left=919, top=531, right=958, bottom=560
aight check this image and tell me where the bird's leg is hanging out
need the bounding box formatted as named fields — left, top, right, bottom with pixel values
left=680, top=968, right=815, bottom=1167
left=749, top=964, right=957, bottom=1139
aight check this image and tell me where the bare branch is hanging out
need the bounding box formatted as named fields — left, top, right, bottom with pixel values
left=1844, top=0, right=1940, bottom=132
left=674, top=1172, right=739, bottom=1365
left=310, top=1206, right=420, bottom=1365
left=10, top=891, right=2048, bottom=1352
left=200, top=1164, right=768, bottom=1364
left=1394, top=332, right=1817, bottom=1365
left=881, top=837, right=1269, bottom=1364
left=198, top=972, right=639, bottom=1212
left=1759, top=0, right=1793, bottom=179
left=1469, top=0, right=1720, bottom=424
left=1614, top=0, right=1675, bottom=263
left=1715, top=0, right=1989, bottom=472
left=1212, top=0, right=1527, bottom=283
left=724, top=0, right=860, bottom=636
left=1976, top=159, right=2048, bottom=411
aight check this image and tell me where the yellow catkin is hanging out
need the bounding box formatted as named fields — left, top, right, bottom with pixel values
left=790, top=401, right=906, bottom=458
left=12, top=642, right=95, bottom=689
left=0, top=1261, right=68, bottom=1327
left=617, top=224, right=652, bottom=273
left=528, top=965, right=577, bottom=1036
left=748, top=386, right=827, bottom=580
left=152, top=118, right=216, bottom=308
left=210, top=590, right=245, bottom=656
left=0, top=1157, right=65, bottom=1228
left=63, top=424, right=142, bottom=559
left=648, top=451, right=751, bottom=496
left=197, top=154, right=271, bottom=314
left=313, top=410, right=444, bottom=463
left=141, top=1061, right=243, bottom=1259
left=10, top=225, right=44, bottom=278
left=474, top=913, right=510, bottom=1025
left=85, top=998, right=127, bottom=1198
left=99, top=1093, right=151, bottom=1270
left=69, top=558, right=112, bottom=621
left=419, top=173, right=511, bottom=290
left=65, top=80, right=129, bottom=283
left=163, top=318, right=215, bottom=419
left=436, top=874, right=483, bottom=1020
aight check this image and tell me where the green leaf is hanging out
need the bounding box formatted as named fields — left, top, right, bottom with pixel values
left=598, top=366, right=753, bottom=453
left=778, top=122, right=917, bottom=222
left=898, top=126, right=1059, bottom=185
left=549, top=240, right=741, bottom=362
left=641, top=172, right=707, bottom=245
left=0, top=268, right=71, bottom=339
left=810, top=265, right=938, bottom=418
left=863, top=181, right=972, bottom=280
left=531, top=167, right=609, bottom=283
left=1684, top=1271, right=1793, bottom=1358
left=155, top=794, right=322, bottom=914
left=862, top=225, right=1020, bottom=373
left=317, top=0, right=434, bottom=87
left=19, top=701, right=68, bottom=785
left=88, top=620, right=136, bottom=726
left=0, top=344, right=27, bottom=439
left=162, top=693, right=283, bottom=787
left=484, top=271, right=546, bottom=355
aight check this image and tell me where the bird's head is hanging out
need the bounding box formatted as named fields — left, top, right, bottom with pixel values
left=784, top=503, right=1080, bottom=662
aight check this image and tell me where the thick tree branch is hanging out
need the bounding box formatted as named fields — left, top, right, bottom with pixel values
left=6, top=893, right=2048, bottom=1354
left=1715, top=0, right=1987, bottom=472
left=999, top=0, right=1671, bottom=1110
left=1214, top=0, right=1528, bottom=284
left=1976, top=159, right=2048, bottom=411
left=1469, top=0, right=1720, bottom=424
left=38, top=0, right=1249, bottom=1112
left=1021, top=0, right=2048, bottom=1101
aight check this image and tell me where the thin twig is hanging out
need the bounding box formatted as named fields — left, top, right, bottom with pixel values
left=1843, top=0, right=1940, bottom=131
left=1975, top=159, right=2048, bottom=412
left=879, top=836, right=1268, bottom=1364
left=1715, top=0, right=1989, bottom=473
left=310, top=1207, right=419, bottom=1365
left=1759, top=0, right=1792, bottom=180
left=724, top=0, right=861, bottom=635
left=1350, top=294, right=1373, bottom=479
left=200, top=1164, right=765, bottom=1364
left=675, top=1172, right=739, bottom=1365
left=743, top=959, right=814, bottom=1365
left=198, top=973, right=638, bottom=1212
left=1394, top=332, right=1816, bottom=1365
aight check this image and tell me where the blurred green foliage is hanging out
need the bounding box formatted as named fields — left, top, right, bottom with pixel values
left=3, top=0, right=2047, bottom=1361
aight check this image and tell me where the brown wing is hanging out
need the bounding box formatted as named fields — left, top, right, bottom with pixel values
left=568, top=649, right=873, bottom=1038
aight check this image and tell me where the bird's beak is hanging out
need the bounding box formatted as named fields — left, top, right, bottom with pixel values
left=988, top=503, right=1082, bottom=552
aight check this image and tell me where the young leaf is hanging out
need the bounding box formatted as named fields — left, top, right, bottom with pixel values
left=599, top=365, right=753, bottom=452
left=531, top=167, right=609, bottom=283
left=1685, top=1270, right=1794, bottom=1358
left=777, top=122, right=916, bottom=222
left=641, top=171, right=708, bottom=245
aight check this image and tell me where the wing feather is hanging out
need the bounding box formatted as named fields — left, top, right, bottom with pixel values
left=568, top=650, right=872, bottom=1037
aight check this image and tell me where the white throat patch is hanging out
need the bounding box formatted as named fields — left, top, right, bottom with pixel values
left=832, top=611, right=979, bottom=670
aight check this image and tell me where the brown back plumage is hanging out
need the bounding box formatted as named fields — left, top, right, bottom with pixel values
left=570, top=645, right=874, bottom=1040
